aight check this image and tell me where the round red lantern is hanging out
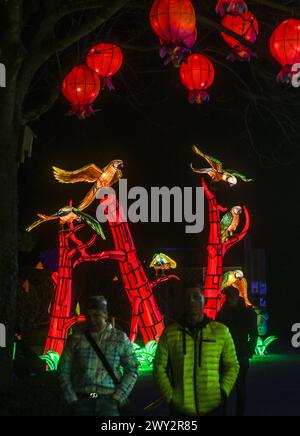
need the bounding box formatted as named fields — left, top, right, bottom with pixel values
left=216, top=0, right=248, bottom=17
left=221, top=12, right=259, bottom=61
left=62, top=65, right=100, bottom=119
left=150, top=0, right=197, bottom=66
left=270, top=19, right=300, bottom=84
left=86, top=43, right=123, bottom=90
left=180, top=54, right=215, bottom=104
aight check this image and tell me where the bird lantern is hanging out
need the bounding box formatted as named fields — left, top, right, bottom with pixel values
left=150, top=0, right=197, bottom=66
left=86, top=43, right=123, bottom=90
left=270, top=19, right=300, bottom=84
left=180, top=54, right=215, bottom=104
left=150, top=253, right=177, bottom=271
left=62, top=65, right=100, bottom=119
left=221, top=12, right=259, bottom=61
left=216, top=0, right=248, bottom=17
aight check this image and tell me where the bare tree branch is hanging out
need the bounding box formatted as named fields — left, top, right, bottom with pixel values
left=23, top=80, right=61, bottom=122
left=29, top=1, right=111, bottom=49
left=17, top=0, right=131, bottom=123
left=252, top=0, right=300, bottom=15
left=197, top=15, right=254, bottom=50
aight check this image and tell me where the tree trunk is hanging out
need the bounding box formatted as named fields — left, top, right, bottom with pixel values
left=202, top=178, right=227, bottom=320
left=105, top=197, right=164, bottom=344
left=204, top=244, right=225, bottom=319
left=44, top=229, right=74, bottom=356
left=202, top=178, right=250, bottom=319
left=0, top=121, right=19, bottom=391
left=0, top=0, right=25, bottom=390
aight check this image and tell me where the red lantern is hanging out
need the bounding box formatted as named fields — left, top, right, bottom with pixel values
left=180, top=54, right=215, bottom=104
left=150, top=0, right=197, bottom=66
left=62, top=65, right=100, bottom=119
left=216, top=0, right=248, bottom=17
left=86, top=43, right=123, bottom=90
left=221, top=12, right=259, bottom=61
left=270, top=19, right=300, bottom=84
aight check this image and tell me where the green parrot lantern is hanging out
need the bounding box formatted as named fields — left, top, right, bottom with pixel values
left=191, top=146, right=253, bottom=186
left=220, top=206, right=243, bottom=243
left=222, top=269, right=252, bottom=307
left=222, top=269, right=244, bottom=289
left=26, top=206, right=106, bottom=240
left=150, top=253, right=177, bottom=271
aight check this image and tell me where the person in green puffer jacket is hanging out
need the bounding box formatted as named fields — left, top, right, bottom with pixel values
left=153, top=283, right=240, bottom=416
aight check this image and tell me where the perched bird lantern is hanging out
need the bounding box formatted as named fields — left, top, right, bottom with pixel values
left=62, top=65, right=100, bottom=119
left=150, top=253, right=177, bottom=277
left=221, top=12, right=259, bottom=61
left=216, top=0, right=248, bottom=17
left=222, top=270, right=252, bottom=307
left=270, top=19, right=300, bottom=84
left=180, top=54, right=215, bottom=104
left=150, top=0, right=197, bottom=66
left=150, top=253, right=177, bottom=271
left=86, top=43, right=123, bottom=90
left=220, top=206, right=243, bottom=243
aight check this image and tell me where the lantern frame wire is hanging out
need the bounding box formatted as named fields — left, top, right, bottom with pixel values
left=86, top=43, right=123, bottom=90
left=221, top=12, right=259, bottom=62
left=270, top=19, right=300, bottom=84
left=150, top=0, right=197, bottom=66
left=62, top=65, right=100, bottom=119
left=180, top=54, right=215, bottom=104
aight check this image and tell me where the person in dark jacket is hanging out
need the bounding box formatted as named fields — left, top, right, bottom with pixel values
left=216, top=286, right=258, bottom=416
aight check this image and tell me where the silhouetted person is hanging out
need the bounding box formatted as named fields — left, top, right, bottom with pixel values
left=216, top=287, right=258, bottom=416
left=154, top=283, right=239, bottom=416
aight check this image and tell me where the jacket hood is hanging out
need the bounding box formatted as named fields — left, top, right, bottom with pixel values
left=177, top=314, right=213, bottom=367
left=178, top=313, right=213, bottom=331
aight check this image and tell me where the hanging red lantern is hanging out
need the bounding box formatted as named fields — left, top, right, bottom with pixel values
left=86, top=43, right=123, bottom=90
left=270, top=19, right=300, bottom=84
left=216, top=0, right=248, bottom=17
left=150, top=0, right=197, bottom=66
left=62, top=65, right=100, bottom=119
left=221, top=12, right=259, bottom=61
left=180, top=54, right=215, bottom=104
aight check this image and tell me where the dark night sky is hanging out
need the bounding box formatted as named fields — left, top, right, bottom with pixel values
left=18, top=39, right=300, bottom=343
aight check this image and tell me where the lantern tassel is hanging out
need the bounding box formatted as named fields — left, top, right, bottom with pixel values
left=216, top=0, right=248, bottom=17
left=188, top=90, right=210, bottom=105
left=160, top=41, right=192, bottom=67
left=103, top=76, right=115, bottom=91
left=67, top=104, right=96, bottom=120
left=277, top=65, right=298, bottom=85
left=226, top=45, right=257, bottom=62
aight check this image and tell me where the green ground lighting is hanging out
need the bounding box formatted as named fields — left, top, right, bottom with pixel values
left=132, top=341, right=158, bottom=373
left=39, top=351, right=61, bottom=371
left=255, top=336, right=278, bottom=357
